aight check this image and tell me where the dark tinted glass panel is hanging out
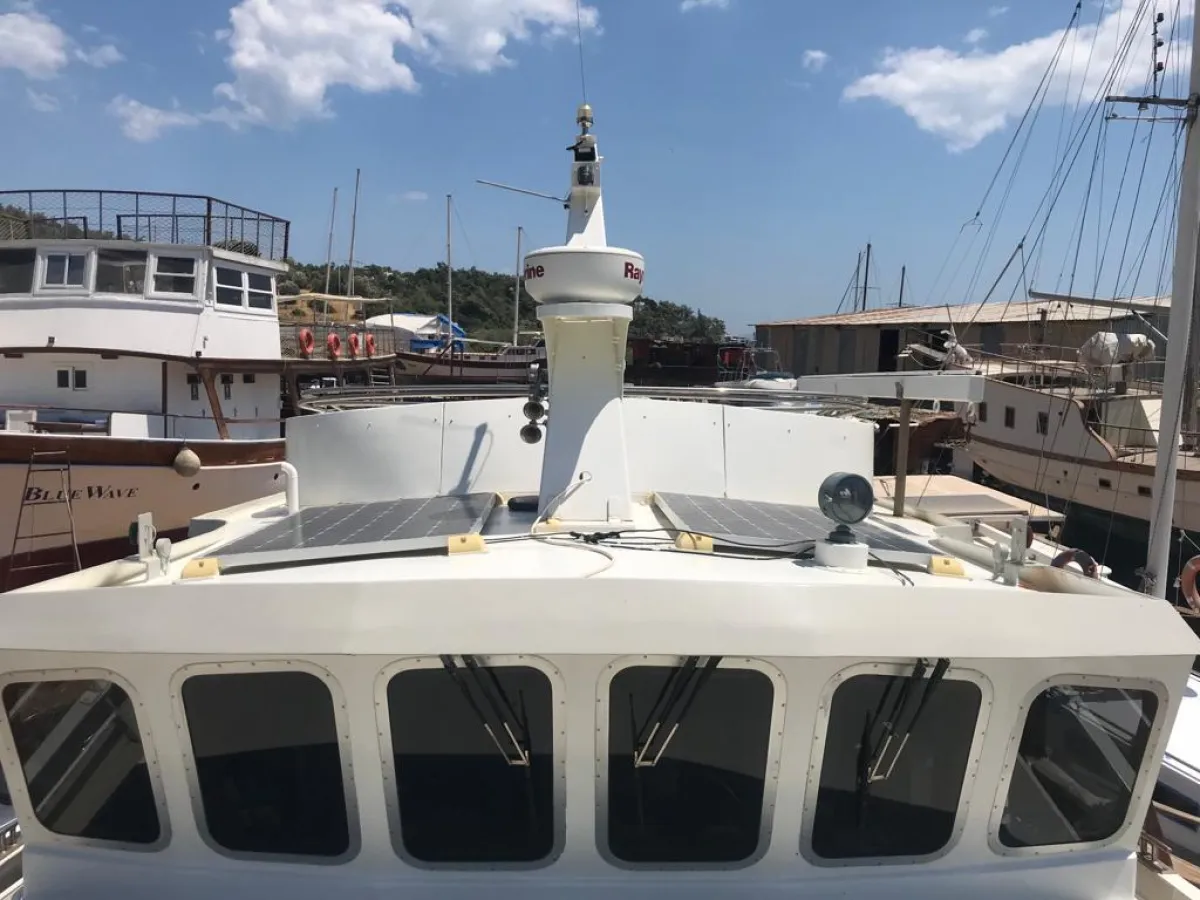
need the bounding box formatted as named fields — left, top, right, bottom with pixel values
left=607, top=662, right=773, bottom=863
left=73, top=369, right=87, bottom=390
left=216, top=267, right=242, bottom=287
left=247, top=288, right=273, bottom=310
left=811, top=671, right=980, bottom=860
left=153, top=256, right=195, bottom=294
left=56, top=369, right=70, bottom=388
left=0, top=249, right=35, bottom=293
left=2, top=679, right=160, bottom=843
left=387, top=662, right=554, bottom=863
left=247, top=272, right=272, bottom=292
left=95, top=249, right=146, bottom=294
left=1000, top=685, right=1157, bottom=848
left=182, top=671, right=350, bottom=857
left=216, top=287, right=243, bottom=305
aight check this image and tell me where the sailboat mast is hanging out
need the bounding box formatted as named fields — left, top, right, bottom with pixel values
left=898, top=265, right=906, bottom=308
left=445, top=194, right=453, bottom=349
left=861, top=242, right=872, bottom=312
left=513, top=225, right=523, bottom=346
left=347, top=168, right=361, bottom=299
left=322, top=187, right=338, bottom=295
left=1141, top=8, right=1200, bottom=597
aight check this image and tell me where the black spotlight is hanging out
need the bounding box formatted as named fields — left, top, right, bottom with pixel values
left=520, top=423, right=543, bottom=444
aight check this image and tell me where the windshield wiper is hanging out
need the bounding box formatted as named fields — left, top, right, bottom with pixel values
left=860, top=657, right=950, bottom=784
left=440, top=655, right=530, bottom=766
left=632, top=655, right=722, bottom=767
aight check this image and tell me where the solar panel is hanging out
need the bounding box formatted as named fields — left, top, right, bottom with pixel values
left=216, top=493, right=498, bottom=570
left=652, top=492, right=934, bottom=562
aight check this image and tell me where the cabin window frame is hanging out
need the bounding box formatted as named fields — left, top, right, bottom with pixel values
left=799, top=660, right=993, bottom=868
left=0, top=666, right=172, bottom=852
left=595, top=654, right=786, bottom=871
left=211, top=264, right=276, bottom=313
left=375, top=654, right=567, bottom=870
left=986, top=673, right=1168, bottom=858
left=36, top=247, right=92, bottom=293
left=169, top=659, right=361, bottom=866
left=147, top=252, right=202, bottom=301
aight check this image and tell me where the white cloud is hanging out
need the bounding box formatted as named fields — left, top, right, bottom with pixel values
left=964, top=27, right=987, bottom=45
left=397, top=190, right=429, bottom=202
left=108, top=96, right=200, bottom=142
left=802, top=49, right=829, bottom=71
left=680, top=0, right=728, bottom=10
left=0, top=10, right=69, bottom=79
left=844, top=0, right=1191, bottom=152
left=988, top=5, right=1009, bottom=16
left=115, top=0, right=600, bottom=139
left=26, top=87, right=59, bottom=112
left=76, top=43, right=124, bottom=67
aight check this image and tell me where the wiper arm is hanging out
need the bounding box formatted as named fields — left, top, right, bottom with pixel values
left=632, top=655, right=722, bottom=767
left=440, top=655, right=530, bottom=766
left=862, top=657, right=950, bottom=784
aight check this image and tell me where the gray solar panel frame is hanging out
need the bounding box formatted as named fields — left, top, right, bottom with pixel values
left=215, top=493, right=498, bottom=570
left=652, top=492, right=934, bottom=564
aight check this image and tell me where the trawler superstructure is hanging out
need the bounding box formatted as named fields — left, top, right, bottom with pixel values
left=0, top=190, right=290, bottom=587
left=0, top=107, right=1196, bottom=900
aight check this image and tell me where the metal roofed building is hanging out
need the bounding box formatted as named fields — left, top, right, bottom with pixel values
left=755, top=295, right=1170, bottom=377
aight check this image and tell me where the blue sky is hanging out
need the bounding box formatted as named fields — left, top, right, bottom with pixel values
left=0, top=0, right=1191, bottom=331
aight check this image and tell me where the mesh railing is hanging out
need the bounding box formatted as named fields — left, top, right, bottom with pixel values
left=0, top=190, right=290, bottom=260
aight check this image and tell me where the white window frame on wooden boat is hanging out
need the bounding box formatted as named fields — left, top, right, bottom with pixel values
left=168, top=659, right=361, bottom=866
left=373, top=654, right=568, bottom=870
left=36, top=247, right=91, bottom=292
left=986, top=673, right=1169, bottom=858
left=798, top=660, right=993, bottom=867
left=593, top=654, right=786, bottom=871
left=146, top=252, right=202, bottom=301
left=0, top=667, right=172, bottom=853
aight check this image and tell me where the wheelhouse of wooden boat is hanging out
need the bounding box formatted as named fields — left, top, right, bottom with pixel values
left=0, top=106, right=1197, bottom=900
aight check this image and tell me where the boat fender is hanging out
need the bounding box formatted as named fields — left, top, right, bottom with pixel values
left=348, top=332, right=361, bottom=359
left=298, top=328, right=315, bottom=358
left=1050, top=548, right=1099, bottom=579
left=1178, top=555, right=1200, bottom=613
left=326, top=332, right=342, bottom=360
left=365, top=333, right=377, bottom=358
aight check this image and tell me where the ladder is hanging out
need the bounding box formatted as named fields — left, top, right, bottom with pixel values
left=5, top=451, right=82, bottom=591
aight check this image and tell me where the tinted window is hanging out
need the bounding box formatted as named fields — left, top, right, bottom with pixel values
left=386, top=660, right=554, bottom=863
left=1000, top=685, right=1158, bottom=848
left=153, top=256, right=196, bottom=294
left=811, top=665, right=980, bottom=860
left=215, top=267, right=243, bottom=306
left=2, top=679, right=160, bottom=844
left=607, top=661, right=773, bottom=863
left=72, top=369, right=87, bottom=390
left=45, top=253, right=85, bottom=286
left=0, top=249, right=35, bottom=293
left=56, top=369, right=70, bottom=389
left=181, top=671, right=350, bottom=857
left=95, top=249, right=146, bottom=294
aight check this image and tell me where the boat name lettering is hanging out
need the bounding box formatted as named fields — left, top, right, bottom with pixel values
left=623, top=262, right=643, bottom=283
left=23, top=485, right=140, bottom=503
left=524, top=264, right=545, bottom=280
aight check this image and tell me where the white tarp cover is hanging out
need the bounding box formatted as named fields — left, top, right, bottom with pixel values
left=1078, top=331, right=1156, bottom=368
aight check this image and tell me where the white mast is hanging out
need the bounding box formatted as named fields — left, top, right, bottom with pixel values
left=1141, top=9, right=1200, bottom=597
left=445, top=193, right=453, bottom=349
left=513, top=225, right=523, bottom=346
left=523, top=103, right=645, bottom=525
left=347, top=168, right=361, bottom=299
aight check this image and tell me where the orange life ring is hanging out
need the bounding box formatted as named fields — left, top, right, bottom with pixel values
left=326, top=332, right=341, bottom=360
left=298, top=328, right=315, bottom=358
left=1051, top=548, right=1099, bottom=579
left=348, top=332, right=361, bottom=360
left=365, top=333, right=377, bottom=358
left=1179, top=555, right=1200, bottom=613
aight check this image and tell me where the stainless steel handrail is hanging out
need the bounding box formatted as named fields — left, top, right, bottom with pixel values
left=297, top=383, right=877, bottom=415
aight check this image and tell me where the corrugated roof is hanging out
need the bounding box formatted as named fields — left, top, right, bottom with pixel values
left=756, top=296, right=1169, bottom=328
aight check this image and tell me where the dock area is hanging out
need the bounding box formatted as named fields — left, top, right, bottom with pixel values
left=874, top=473, right=1063, bottom=528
